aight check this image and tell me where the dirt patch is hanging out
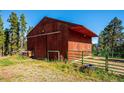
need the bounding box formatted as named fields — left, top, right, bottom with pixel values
left=0, top=63, right=85, bottom=82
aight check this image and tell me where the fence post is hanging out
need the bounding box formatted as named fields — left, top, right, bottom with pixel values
left=82, top=51, right=84, bottom=64
left=105, top=53, right=108, bottom=72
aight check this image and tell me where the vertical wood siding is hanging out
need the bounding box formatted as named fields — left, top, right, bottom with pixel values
left=27, top=17, right=93, bottom=60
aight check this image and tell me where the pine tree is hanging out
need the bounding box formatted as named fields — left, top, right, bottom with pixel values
left=92, top=44, right=98, bottom=56
left=20, top=14, right=27, bottom=49
left=4, top=28, right=10, bottom=55
left=24, top=26, right=33, bottom=49
left=8, top=12, right=19, bottom=55
left=17, top=22, right=20, bottom=51
left=98, top=17, right=124, bottom=57
left=0, top=15, right=5, bottom=56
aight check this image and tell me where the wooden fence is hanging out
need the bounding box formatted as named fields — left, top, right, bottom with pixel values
left=68, top=50, right=124, bottom=75
left=83, top=56, right=124, bottom=75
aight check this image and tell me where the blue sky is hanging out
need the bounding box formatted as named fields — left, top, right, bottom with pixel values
left=1, top=10, right=124, bottom=44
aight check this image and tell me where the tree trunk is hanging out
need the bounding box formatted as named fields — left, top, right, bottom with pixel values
left=23, top=37, right=25, bottom=49
left=10, top=43, right=13, bottom=55
left=111, top=49, right=113, bottom=58
left=2, top=44, right=4, bottom=56
left=1, top=47, right=3, bottom=56
left=21, top=37, right=24, bottom=49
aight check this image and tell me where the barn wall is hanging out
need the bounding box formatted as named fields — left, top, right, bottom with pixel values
left=27, top=36, right=47, bottom=59
left=68, top=30, right=92, bottom=57
left=68, top=41, right=92, bottom=51
left=45, top=21, right=68, bottom=60
left=57, top=22, right=69, bottom=60
left=27, top=37, right=36, bottom=54
left=47, top=33, right=62, bottom=60
left=44, top=21, right=69, bottom=60
left=35, top=36, right=47, bottom=58
left=27, top=20, right=68, bottom=60
left=27, top=17, right=94, bottom=60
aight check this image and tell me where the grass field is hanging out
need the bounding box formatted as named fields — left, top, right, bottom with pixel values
left=0, top=55, right=123, bottom=82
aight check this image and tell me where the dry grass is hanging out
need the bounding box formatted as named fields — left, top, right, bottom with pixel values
left=0, top=55, right=123, bottom=82
left=0, top=55, right=85, bottom=82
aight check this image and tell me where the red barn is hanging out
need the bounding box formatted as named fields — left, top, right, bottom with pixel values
left=27, top=17, right=97, bottom=60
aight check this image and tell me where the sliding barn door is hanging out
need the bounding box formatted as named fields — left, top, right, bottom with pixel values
left=35, top=35, right=47, bottom=59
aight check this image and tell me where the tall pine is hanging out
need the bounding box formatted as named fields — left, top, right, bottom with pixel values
left=98, top=17, right=124, bottom=57
left=8, top=12, right=19, bottom=55
left=0, top=15, right=5, bottom=56
left=4, top=28, right=10, bottom=55
left=20, top=14, right=27, bottom=49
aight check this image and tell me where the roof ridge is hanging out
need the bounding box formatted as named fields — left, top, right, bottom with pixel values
left=44, top=16, right=82, bottom=26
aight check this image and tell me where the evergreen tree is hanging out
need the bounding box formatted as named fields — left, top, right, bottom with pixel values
left=4, top=28, right=10, bottom=55
left=24, top=26, right=33, bottom=49
left=17, top=22, right=20, bottom=51
left=0, top=16, right=5, bottom=56
left=20, top=14, right=27, bottom=49
left=8, top=12, right=19, bottom=55
left=92, top=44, right=98, bottom=56
left=98, top=17, right=124, bottom=57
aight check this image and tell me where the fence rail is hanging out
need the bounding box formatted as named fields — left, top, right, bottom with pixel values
left=83, top=56, right=124, bottom=75
left=68, top=50, right=124, bottom=75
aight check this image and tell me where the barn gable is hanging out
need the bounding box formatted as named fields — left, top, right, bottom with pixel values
left=27, top=16, right=97, bottom=37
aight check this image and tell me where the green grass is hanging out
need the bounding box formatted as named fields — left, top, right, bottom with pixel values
left=53, top=62, right=124, bottom=81
left=0, top=55, right=28, bottom=66
left=81, top=68, right=122, bottom=81
left=15, top=55, right=28, bottom=60
left=55, top=64, right=74, bottom=73
left=0, top=59, right=14, bottom=66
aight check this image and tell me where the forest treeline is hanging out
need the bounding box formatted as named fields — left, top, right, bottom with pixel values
left=93, top=17, right=124, bottom=58
left=0, top=12, right=33, bottom=56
